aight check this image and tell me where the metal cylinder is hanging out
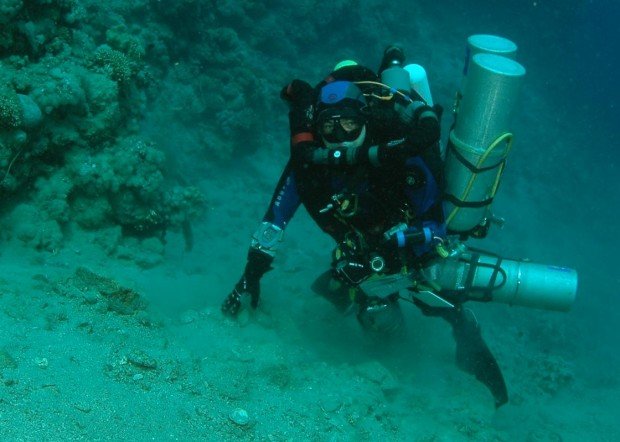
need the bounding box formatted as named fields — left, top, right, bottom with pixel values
left=428, top=254, right=578, bottom=312
left=468, top=35, right=517, bottom=56
left=380, top=66, right=411, bottom=93
left=443, top=53, right=526, bottom=232
left=454, top=53, right=525, bottom=147
left=404, top=64, right=433, bottom=105
left=466, top=35, right=517, bottom=65
left=460, top=35, right=518, bottom=103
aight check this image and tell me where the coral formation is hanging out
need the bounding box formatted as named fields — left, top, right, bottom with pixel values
left=0, top=0, right=207, bottom=261
left=0, top=85, right=23, bottom=129
left=0, top=0, right=395, bottom=262
left=92, top=44, right=134, bottom=84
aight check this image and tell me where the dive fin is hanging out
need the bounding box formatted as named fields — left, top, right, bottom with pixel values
left=450, top=308, right=509, bottom=408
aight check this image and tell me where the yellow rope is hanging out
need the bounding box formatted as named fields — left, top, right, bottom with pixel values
left=354, top=80, right=413, bottom=102
left=445, top=132, right=513, bottom=226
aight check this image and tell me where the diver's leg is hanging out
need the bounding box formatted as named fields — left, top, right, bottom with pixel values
left=356, top=292, right=406, bottom=337
left=310, top=270, right=357, bottom=313
left=311, top=271, right=406, bottom=336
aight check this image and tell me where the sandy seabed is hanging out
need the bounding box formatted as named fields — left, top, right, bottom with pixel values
left=1, top=170, right=618, bottom=442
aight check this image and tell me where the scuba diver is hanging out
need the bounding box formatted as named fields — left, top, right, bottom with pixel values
left=221, top=46, right=509, bottom=408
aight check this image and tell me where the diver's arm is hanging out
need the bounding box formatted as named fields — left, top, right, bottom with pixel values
left=254, top=159, right=301, bottom=255
left=262, top=161, right=298, bottom=223
left=282, top=79, right=317, bottom=149
left=402, top=103, right=444, bottom=188
left=406, top=104, right=441, bottom=148
left=221, top=162, right=301, bottom=317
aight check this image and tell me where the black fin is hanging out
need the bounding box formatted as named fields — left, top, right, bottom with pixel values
left=449, top=308, right=509, bottom=408
left=416, top=304, right=509, bottom=408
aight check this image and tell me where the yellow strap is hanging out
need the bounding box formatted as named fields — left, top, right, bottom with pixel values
left=446, top=132, right=513, bottom=227
left=354, top=80, right=412, bottom=103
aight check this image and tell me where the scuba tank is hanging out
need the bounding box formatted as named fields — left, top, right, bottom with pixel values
left=378, top=56, right=435, bottom=131
left=359, top=246, right=578, bottom=312
left=380, top=59, right=423, bottom=124
left=443, top=35, right=525, bottom=236
left=359, top=38, right=577, bottom=312
left=423, top=250, right=578, bottom=312
left=380, top=64, right=411, bottom=92
left=378, top=50, right=433, bottom=106
left=461, top=35, right=518, bottom=91
left=404, top=64, right=433, bottom=106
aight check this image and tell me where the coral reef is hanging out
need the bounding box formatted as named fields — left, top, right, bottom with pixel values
left=0, top=0, right=397, bottom=262
left=0, top=85, right=23, bottom=129
left=92, top=44, right=135, bottom=84
left=0, top=0, right=206, bottom=261
left=66, top=137, right=204, bottom=236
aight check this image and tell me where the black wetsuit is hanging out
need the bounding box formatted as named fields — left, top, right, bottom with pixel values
left=260, top=112, right=446, bottom=269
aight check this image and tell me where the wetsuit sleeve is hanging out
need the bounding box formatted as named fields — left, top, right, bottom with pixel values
left=260, top=160, right=301, bottom=229
left=408, top=104, right=444, bottom=189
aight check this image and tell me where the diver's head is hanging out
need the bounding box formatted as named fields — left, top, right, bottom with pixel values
left=316, top=81, right=367, bottom=149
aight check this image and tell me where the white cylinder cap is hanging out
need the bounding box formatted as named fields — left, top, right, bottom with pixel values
left=404, top=63, right=427, bottom=82
left=467, top=35, right=518, bottom=58
left=404, top=64, right=433, bottom=106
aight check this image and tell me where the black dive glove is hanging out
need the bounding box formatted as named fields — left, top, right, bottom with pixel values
left=221, top=248, right=274, bottom=317
left=281, top=79, right=315, bottom=137
left=280, top=79, right=314, bottom=105
left=409, top=104, right=442, bottom=149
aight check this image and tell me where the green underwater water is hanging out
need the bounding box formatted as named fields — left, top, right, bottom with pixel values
left=0, top=0, right=618, bottom=440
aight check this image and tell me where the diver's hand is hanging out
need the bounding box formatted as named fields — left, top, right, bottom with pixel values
left=282, top=79, right=315, bottom=139
left=221, top=289, right=242, bottom=317
left=280, top=79, right=314, bottom=106
left=221, top=276, right=260, bottom=317
left=281, top=79, right=314, bottom=132
left=409, top=104, right=441, bottom=149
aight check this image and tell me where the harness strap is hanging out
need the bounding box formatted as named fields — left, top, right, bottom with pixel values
left=438, top=254, right=506, bottom=303
left=444, top=133, right=513, bottom=229
left=448, top=141, right=506, bottom=174
left=443, top=192, right=494, bottom=208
